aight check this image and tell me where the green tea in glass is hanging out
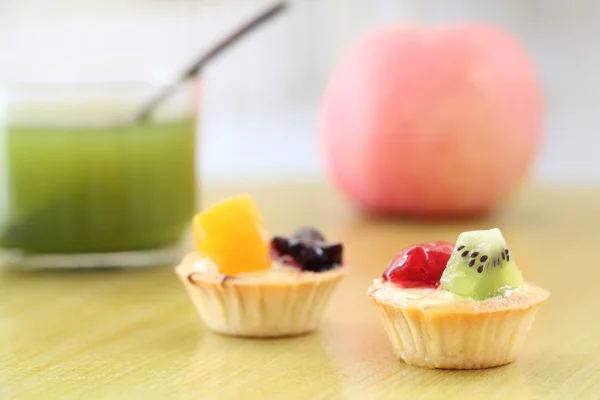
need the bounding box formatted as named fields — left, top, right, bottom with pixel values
left=0, top=82, right=198, bottom=268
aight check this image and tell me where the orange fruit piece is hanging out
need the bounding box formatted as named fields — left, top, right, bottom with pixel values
left=192, top=194, right=271, bottom=276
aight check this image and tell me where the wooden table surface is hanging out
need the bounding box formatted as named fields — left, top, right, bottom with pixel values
left=1, top=182, right=599, bottom=399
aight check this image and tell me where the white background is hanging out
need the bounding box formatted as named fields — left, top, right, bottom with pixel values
left=0, top=0, right=598, bottom=186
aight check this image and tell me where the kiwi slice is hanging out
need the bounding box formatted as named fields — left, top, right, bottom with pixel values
left=440, top=228, right=524, bottom=300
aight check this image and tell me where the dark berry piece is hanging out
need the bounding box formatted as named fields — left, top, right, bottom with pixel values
left=270, top=228, right=343, bottom=273
left=287, top=242, right=318, bottom=264
left=291, top=226, right=325, bottom=245
left=270, top=236, right=290, bottom=258
left=289, top=243, right=323, bottom=272
left=321, top=243, right=343, bottom=266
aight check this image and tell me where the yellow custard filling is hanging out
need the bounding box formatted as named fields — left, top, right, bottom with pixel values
left=178, top=252, right=345, bottom=284
left=368, top=279, right=548, bottom=313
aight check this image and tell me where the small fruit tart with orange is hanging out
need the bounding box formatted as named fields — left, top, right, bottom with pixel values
left=175, top=194, right=346, bottom=337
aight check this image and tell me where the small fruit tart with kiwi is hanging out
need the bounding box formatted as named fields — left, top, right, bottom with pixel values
left=367, top=228, right=549, bottom=369
left=175, top=194, right=346, bottom=337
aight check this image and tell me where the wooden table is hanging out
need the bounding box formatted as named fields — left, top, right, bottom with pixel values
left=1, top=182, right=599, bottom=399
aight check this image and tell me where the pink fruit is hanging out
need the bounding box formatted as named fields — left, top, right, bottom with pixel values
left=320, top=24, right=542, bottom=217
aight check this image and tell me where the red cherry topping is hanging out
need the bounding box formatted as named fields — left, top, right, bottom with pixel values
left=382, top=241, right=454, bottom=288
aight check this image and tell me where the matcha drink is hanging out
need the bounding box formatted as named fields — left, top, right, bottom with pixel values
left=0, top=90, right=197, bottom=262
left=0, top=120, right=195, bottom=254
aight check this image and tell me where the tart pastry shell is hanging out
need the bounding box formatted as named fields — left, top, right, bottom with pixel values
left=368, top=281, right=549, bottom=369
left=176, top=253, right=346, bottom=337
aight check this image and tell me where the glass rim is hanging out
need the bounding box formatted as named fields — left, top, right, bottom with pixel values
left=1, top=77, right=201, bottom=91
left=0, top=78, right=199, bottom=127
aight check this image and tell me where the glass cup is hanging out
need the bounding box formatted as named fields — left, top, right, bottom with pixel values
left=0, top=80, right=199, bottom=268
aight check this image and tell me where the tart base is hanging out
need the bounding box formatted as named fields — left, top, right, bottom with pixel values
left=176, top=255, right=346, bottom=338
left=368, top=283, right=549, bottom=369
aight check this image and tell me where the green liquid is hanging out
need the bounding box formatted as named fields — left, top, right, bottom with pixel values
left=0, top=119, right=196, bottom=253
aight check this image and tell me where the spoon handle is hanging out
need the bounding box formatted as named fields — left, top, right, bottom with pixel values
left=136, top=1, right=289, bottom=123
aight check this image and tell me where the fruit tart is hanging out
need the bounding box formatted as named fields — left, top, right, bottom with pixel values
left=368, top=228, right=549, bottom=369
left=176, top=194, right=346, bottom=337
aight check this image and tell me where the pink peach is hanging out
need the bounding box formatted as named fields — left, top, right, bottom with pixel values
left=320, top=24, right=543, bottom=217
